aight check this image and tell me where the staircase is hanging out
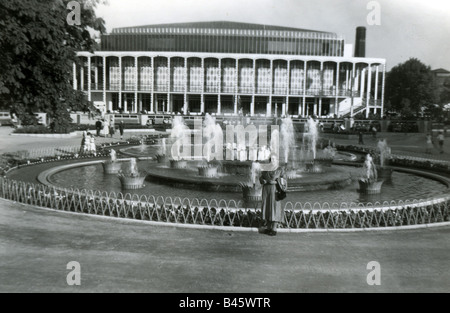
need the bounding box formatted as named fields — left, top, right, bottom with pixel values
left=338, top=97, right=364, bottom=117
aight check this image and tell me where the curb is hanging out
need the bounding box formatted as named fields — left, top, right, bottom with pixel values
left=3, top=198, right=450, bottom=234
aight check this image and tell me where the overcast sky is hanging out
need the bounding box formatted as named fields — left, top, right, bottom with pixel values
left=95, top=0, right=450, bottom=71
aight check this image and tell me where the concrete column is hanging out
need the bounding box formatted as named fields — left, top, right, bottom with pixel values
left=168, top=95, right=172, bottom=114
left=320, top=62, right=324, bottom=97
left=381, top=63, right=386, bottom=118
left=266, top=101, right=271, bottom=117
left=73, top=62, right=77, bottom=90
left=366, top=65, right=372, bottom=118
left=318, top=98, right=322, bottom=117
left=335, top=62, right=340, bottom=113
left=251, top=59, right=255, bottom=117
left=345, top=68, right=349, bottom=91
left=251, top=59, right=256, bottom=116
left=352, top=70, right=357, bottom=95
left=94, top=63, right=98, bottom=90
left=302, top=61, right=307, bottom=117
left=360, top=68, right=365, bottom=99
left=218, top=58, right=222, bottom=115
left=167, top=58, right=171, bottom=113
left=234, top=59, right=238, bottom=114
left=374, top=65, right=379, bottom=106
left=354, top=66, right=359, bottom=93
left=103, top=56, right=107, bottom=107
left=135, top=56, right=139, bottom=113
left=80, top=64, right=84, bottom=91
left=286, top=60, right=291, bottom=97
left=87, top=56, right=91, bottom=101
left=150, top=56, right=154, bottom=113
left=184, top=57, right=188, bottom=115
left=252, top=58, right=256, bottom=95
left=118, top=56, right=122, bottom=111
left=269, top=59, right=273, bottom=117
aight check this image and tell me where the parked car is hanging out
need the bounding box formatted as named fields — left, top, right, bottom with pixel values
left=0, top=112, right=13, bottom=126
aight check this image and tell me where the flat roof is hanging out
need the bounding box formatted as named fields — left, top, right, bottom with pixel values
left=112, top=21, right=337, bottom=36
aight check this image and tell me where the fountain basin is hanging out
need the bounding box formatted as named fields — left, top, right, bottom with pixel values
left=241, top=185, right=263, bottom=207
left=156, top=155, right=170, bottom=164
left=146, top=163, right=352, bottom=193
left=198, top=166, right=219, bottom=178
left=220, top=160, right=253, bottom=175
left=118, top=175, right=146, bottom=190
left=378, top=167, right=393, bottom=180
left=170, top=160, right=188, bottom=169
left=102, top=161, right=122, bottom=174
left=358, top=180, right=384, bottom=195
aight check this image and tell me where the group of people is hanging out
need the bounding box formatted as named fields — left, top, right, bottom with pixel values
left=80, top=120, right=127, bottom=154
left=95, top=120, right=126, bottom=140
left=80, top=132, right=96, bottom=154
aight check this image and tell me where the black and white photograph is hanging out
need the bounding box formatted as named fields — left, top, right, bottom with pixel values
left=0, top=0, right=449, bottom=298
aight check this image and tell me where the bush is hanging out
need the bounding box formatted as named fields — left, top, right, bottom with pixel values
left=13, top=125, right=52, bottom=134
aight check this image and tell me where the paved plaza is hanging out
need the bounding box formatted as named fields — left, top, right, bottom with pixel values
left=0, top=126, right=449, bottom=293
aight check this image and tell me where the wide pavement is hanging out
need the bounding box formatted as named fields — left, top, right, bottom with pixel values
left=0, top=200, right=449, bottom=293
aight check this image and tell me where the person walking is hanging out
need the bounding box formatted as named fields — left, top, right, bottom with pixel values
left=358, top=131, right=364, bottom=145
left=372, top=125, right=377, bottom=139
left=119, top=121, right=125, bottom=140
left=100, top=119, right=109, bottom=138
left=259, top=155, right=286, bottom=236
left=426, top=133, right=433, bottom=154
left=95, top=120, right=102, bottom=137
left=109, top=123, right=115, bottom=138
left=438, top=131, right=445, bottom=154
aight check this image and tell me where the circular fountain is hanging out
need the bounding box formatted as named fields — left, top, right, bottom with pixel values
left=117, top=158, right=146, bottom=190
left=102, top=149, right=122, bottom=174
left=138, top=114, right=354, bottom=195
left=376, top=138, right=393, bottom=180
left=21, top=113, right=450, bottom=209
left=358, top=154, right=384, bottom=195
left=155, top=138, right=170, bottom=164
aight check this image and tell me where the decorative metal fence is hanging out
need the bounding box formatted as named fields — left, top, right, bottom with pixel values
left=1, top=177, right=449, bottom=229
left=390, top=153, right=450, bottom=166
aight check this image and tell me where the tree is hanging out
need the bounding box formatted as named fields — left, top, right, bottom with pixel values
left=385, top=58, right=439, bottom=118
left=439, top=78, right=450, bottom=104
left=0, top=0, right=106, bottom=131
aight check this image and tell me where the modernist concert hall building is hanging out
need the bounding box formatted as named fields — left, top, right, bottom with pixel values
left=74, top=21, right=386, bottom=118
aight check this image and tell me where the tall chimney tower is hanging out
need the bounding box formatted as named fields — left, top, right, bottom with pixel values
left=354, top=26, right=366, bottom=57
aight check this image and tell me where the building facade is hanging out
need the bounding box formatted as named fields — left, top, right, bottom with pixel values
left=74, top=21, right=386, bottom=118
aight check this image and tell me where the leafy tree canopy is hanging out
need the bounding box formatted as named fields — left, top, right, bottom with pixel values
left=0, top=0, right=106, bottom=130
left=385, top=58, right=439, bottom=117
